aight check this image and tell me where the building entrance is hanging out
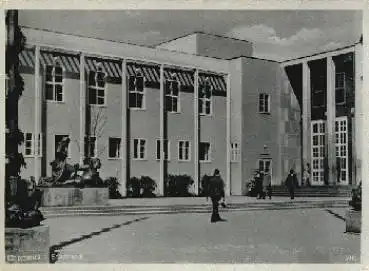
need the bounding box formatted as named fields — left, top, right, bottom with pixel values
left=311, top=116, right=348, bottom=186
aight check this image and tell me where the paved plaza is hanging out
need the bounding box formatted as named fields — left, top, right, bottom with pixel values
left=45, top=207, right=360, bottom=263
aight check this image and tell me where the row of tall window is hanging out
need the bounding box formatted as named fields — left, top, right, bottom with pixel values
left=45, top=63, right=215, bottom=115
left=311, top=73, right=352, bottom=108
left=23, top=133, right=241, bottom=162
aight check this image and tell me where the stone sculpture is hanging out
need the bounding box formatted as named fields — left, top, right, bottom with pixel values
left=38, top=136, right=104, bottom=188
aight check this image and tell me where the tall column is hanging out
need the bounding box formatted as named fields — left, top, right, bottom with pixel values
left=159, top=64, right=165, bottom=196
left=34, top=45, right=41, bottom=183
left=120, top=59, right=128, bottom=197
left=193, top=69, right=199, bottom=195
left=326, top=56, right=337, bottom=185
left=302, top=61, right=311, bottom=175
left=225, top=74, right=231, bottom=196
left=354, top=44, right=363, bottom=185
left=79, top=53, right=86, bottom=165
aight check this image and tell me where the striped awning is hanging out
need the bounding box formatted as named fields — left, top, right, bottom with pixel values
left=19, top=49, right=80, bottom=74
left=199, top=74, right=226, bottom=92
left=40, top=51, right=80, bottom=73
left=85, top=57, right=122, bottom=78
left=126, top=64, right=226, bottom=91
left=126, top=64, right=160, bottom=83
left=19, top=49, right=226, bottom=91
left=19, top=48, right=35, bottom=68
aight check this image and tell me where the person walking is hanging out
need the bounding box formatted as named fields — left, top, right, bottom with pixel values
left=262, top=172, right=272, bottom=199
left=207, top=169, right=226, bottom=223
left=285, top=169, right=299, bottom=199
left=255, top=170, right=264, bottom=199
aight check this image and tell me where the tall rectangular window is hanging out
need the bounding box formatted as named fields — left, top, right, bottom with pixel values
left=55, top=134, right=70, bottom=158
left=156, top=139, right=170, bottom=160
left=178, top=140, right=190, bottom=161
left=133, top=139, right=146, bottom=160
left=84, top=136, right=97, bottom=158
left=129, top=73, right=145, bottom=109
left=259, top=93, right=270, bottom=113
left=108, top=137, right=121, bottom=158
left=311, top=75, right=325, bottom=108
left=199, top=142, right=211, bottom=162
left=88, top=67, right=106, bottom=105
left=335, top=72, right=347, bottom=105
left=24, top=133, right=42, bottom=157
left=165, top=79, right=180, bottom=113
left=231, top=143, right=240, bottom=162
left=199, top=82, right=212, bottom=115
left=45, top=62, right=64, bottom=102
left=24, top=132, right=33, bottom=156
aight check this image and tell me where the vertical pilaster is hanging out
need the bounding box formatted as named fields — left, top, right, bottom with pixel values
left=225, top=74, right=231, bottom=196
left=159, top=64, right=165, bottom=196
left=354, top=44, right=363, bottom=185
left=326, top=56, right=336, bottom=185
left=302, top=61, right=311, bottom=175
left=121, top=59, right=128, bottom=197
left=79, top=53, right=86, bottom=165
left=34, top=45, right=41, bottom=183
left=194, top=69, right=199, bottom=195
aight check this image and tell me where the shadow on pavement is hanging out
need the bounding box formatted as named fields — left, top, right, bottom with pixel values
left=325, top=209, right=346, bottom=221
left=49, top=216, right=149, bottom=263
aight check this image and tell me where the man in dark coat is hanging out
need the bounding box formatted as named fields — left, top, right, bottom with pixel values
left=207, top=169, right=226, bottom=223
left=285, top=169, right=299, bottom=199
left=255, top=170, right=264, bottom=199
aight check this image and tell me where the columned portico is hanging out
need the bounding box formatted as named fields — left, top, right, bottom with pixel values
left=159, top=64, right=165, bottom=196
left=302, top=61, right=311, bottom=174
left=34, top=45, right=41, bottom=183
left=193, top=69, right=199, bottom=195
left=121, top=59, right=128, bottom=197
left=326, top=56, right=337, bottom=185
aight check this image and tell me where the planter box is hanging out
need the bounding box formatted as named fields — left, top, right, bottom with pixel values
left=5, top=225, right=49, bottom=263
left=345, top=209, right=361, bottom=233
left=40, top=187, right=109, bottom=207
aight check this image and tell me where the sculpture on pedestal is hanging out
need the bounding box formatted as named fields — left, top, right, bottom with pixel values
left=38, top=136, right=104, bottom=188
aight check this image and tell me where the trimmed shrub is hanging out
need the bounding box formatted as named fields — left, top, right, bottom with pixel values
left=126, top=176, right=157, bottom=198
left=140, top=176, right=157, bottom=198
left=165, top=174, right=194, bottom=197
left=104, top=177, right=122, bottom=199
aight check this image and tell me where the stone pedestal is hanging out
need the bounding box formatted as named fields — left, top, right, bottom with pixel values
left=345, top=209, right=361, bottom=233
left=40, top=187, right=109, bottom=207
left=5, top=225, right=49, bottom=263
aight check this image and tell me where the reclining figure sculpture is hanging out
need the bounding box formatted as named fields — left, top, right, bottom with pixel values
left=38, top=136, right=104, bottom=187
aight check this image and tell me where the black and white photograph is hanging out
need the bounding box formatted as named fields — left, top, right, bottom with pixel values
left=4, top=9, right=363, bottom=264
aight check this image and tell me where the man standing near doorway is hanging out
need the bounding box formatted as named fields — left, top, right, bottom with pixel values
left=207, top=169, right=226, bottom=223
left=285, top=169, right=299, bottom=199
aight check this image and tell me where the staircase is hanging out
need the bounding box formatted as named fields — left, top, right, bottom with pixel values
left=271, top=185, right=353, bottom=197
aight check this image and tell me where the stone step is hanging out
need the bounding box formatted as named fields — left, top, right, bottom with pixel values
left=41, top=200, right=349, bottom=218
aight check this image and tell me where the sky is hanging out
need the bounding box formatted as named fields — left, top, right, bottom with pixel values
left=19, top=10, right=362, bottom=61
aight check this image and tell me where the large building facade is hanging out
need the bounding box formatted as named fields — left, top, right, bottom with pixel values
left=16, top=27, right=362, bottom=196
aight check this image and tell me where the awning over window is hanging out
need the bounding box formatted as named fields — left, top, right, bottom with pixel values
left=126, top=64, right=226, bottom=92
left=19, top=48, right=35, bottom=68
left=40, top=51, right=80, bottom=74
left=19, top=49, right=226, bottom=91
left=84, top=57, right=122, bottom=78
left=199, top=74, right=226, bottom=92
